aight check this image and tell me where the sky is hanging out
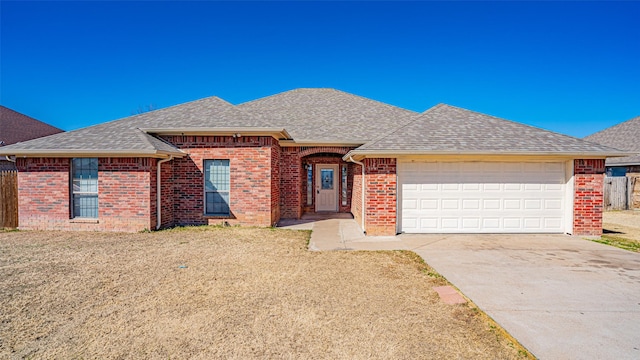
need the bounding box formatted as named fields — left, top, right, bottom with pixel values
left=1, top=1, right=639, bottom=138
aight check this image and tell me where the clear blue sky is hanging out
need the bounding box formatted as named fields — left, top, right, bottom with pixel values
left=1, top=1, right=638, bottom=138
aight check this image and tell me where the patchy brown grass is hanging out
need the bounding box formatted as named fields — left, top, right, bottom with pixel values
left=1, top=227, right=526, bottom=359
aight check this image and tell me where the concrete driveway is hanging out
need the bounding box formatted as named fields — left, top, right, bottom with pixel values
left=281, top=217, right=640, bottom=359
left=403, top=234, right=640, bottom=360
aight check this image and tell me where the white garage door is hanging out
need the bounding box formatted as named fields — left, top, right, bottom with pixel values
left=399, top=162, right=566, bottom=233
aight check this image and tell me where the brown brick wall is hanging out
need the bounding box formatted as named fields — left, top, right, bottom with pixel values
left=270, top=142, right=281, bottom=224
left=17, top=157, right=152, bottom=232
left=279, top=146, right=355, bottom=219
left=149, top=158, right=175, bottom=230
left=573, top=159, right=605, bottom=236
left=364, top=158, right=397, bottom=236
left=280, top=147, right=303, bottom=219
left=300, top=155, right=354, bottom=214
left=351, top=163, right=363, bottom=228
left=164, top=135, right=276, bottom=227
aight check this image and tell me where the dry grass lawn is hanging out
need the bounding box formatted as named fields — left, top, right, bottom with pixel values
left=1, top=227, right=525, bottom=359
left=603, top=210, right=640, bottom=242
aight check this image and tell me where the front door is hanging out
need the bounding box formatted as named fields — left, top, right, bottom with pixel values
left=315, top=164, right=338, bottom=212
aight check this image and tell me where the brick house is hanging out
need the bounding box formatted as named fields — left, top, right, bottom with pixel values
left=0, top=89, right=628, bottom=235
left=584, top=115, right=640, bottom=209
left=1, top=105, right=63, bottom=170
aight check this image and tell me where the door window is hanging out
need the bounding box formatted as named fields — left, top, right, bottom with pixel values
left=321, top=169, right=334, bottom=189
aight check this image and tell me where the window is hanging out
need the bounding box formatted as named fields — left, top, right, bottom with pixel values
left=341, top=164, right=348, bottom=206
left=321, top=169, right=334, bottom=189
left=306, top=165, right=313, bottom=205
left=71, top=158, right=98, bottom=218
left=204, top=159, right=230, bottom=215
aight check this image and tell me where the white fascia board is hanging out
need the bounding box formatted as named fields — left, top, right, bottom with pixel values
left=343, top=149, right=629, bottom=161
left=0, top=149, right=186, bottom=158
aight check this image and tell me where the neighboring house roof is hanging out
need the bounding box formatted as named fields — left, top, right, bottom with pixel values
left=347, top=104, right=625, bottom=159
left=0, top=105, right=63, bottom=145
left=583, top=116, right=640, bottom=166
left=238, top=88, right=417, bottom=144
left=0, top=89, right=629, bottom=159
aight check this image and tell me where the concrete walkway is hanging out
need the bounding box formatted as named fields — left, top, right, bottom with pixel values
left=278, top=216, right=640, bottom=360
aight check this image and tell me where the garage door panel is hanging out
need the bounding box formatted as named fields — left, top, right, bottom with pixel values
left=420, top=218, right=437, bottom=229
left=524, top=199, right=542, bottom=209
left=420, top=199, right=438, bottom=210
left=399, top=161, right=566, bottom=233
left=483, top=183, right=501, bottom=191
left=462, top=199, right=480, bottom=209
left=545, top=199, right=562, bottom=210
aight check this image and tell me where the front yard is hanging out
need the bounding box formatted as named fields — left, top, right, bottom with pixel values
left=1, top=227, right=524, bottom=359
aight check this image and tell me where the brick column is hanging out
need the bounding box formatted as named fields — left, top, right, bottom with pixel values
left=573, top=159, right=605, bottom=236
left=364, top=158, right=397, bottom=236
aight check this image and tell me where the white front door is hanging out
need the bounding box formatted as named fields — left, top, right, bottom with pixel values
left=315, top=164, right=338, bottom=212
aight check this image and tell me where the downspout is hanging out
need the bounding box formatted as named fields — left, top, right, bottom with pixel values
left=156, top=156, right=173, bottom=230
left=348, top=156, right=366, bottom=234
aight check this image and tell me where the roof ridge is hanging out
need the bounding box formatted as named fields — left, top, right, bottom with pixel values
left=236, top=88, right=336, bottom=107
left=237, top=88, right=418, bottom=114
left=134, top=128, right=160, bottom=151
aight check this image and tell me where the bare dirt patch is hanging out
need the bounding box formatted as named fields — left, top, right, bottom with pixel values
left=603, top=210, right=640, bottom=241
left=1, top=227, right=525, bottom=359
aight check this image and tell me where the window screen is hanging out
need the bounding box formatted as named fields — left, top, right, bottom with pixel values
left=204, top=159, right=230, bottom=215
left=72, top=158, right=98, bottom=218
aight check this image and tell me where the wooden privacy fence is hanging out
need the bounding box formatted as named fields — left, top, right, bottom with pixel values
left=604, top=176, right=635, bottom=211
left=0, top=170, right=18, bottom=229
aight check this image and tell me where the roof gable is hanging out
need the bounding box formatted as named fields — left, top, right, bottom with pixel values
left=352, top=104, right=624, bottom=156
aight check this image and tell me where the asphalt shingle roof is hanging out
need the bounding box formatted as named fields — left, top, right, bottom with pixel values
left=583, top=116, right=640, bottom=166
left=352, top=104, right=624, bottom=155
left=0, top=89, right=629, bottom=159
left=0, top=96, right=275, bottom=156
left=0, top=106, right=63, bottom=145
left=238, top=88, right=417, bottom=143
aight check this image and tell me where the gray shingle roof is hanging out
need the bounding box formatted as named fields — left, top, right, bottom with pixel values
left=0, top=89, right=630, bottom=159
left=350, top=104, right=626, bottom=156
left=238, top=88, right=417, bottom=143
left=0, top=96, right=277, bottom=157
left=583, top=116, right=640, bottom=166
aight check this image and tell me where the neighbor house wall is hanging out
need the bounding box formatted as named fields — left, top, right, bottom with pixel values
left=363, top=158, right=397, bottom=236
left=17, top=157, right=153, bottom=232
left=573, top=159, right=605, bottom=236
left=164, top=135, right=277, bottom=227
